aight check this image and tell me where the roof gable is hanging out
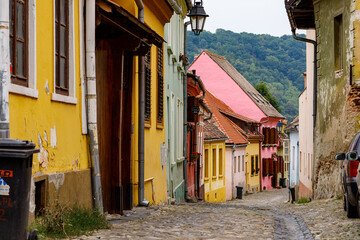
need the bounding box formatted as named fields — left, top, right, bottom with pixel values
left=201, top=50, right=284, bottom=119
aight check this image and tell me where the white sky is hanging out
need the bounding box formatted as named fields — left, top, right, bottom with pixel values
left=202, top=0, right=293, bottom=37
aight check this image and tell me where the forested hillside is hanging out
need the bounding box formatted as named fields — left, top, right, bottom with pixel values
left=187, top=29, right=306, bottom=121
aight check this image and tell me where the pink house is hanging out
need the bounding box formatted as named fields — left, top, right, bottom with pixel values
left=189, top=50, right=285, bottom=190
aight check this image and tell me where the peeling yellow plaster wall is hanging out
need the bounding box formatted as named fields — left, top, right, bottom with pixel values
left=9, top=0, right=89, bottom=175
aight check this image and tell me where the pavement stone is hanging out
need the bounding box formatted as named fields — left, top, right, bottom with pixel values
left=69, top=188, right=360, bottom=239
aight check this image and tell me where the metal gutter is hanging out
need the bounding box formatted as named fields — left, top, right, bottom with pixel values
left=135, top=0, right=150, bottom=207
left=0, top=0, right=10, bottom=138
left=85, top=0, right=103, bottom=211
left=166, top=0, right=182, bottom=15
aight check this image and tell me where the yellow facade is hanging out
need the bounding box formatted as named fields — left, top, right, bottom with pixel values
left=245, top=140, right=261, bottom=192
left=112, top=0, right=172, bottom=205
left=204, top=140, right=226, bottom=203
left=9, top=0, right=92, bottom=214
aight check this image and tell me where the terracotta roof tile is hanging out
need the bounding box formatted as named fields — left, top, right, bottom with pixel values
left=204, top=91, right=249, bottom=145
left=203, top=121, right=228, bottom=141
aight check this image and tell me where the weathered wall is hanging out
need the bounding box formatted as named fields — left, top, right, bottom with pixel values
left=225, top=146, right=246, bottom=200
left=9, top=0, right=92, bottom=216
left=313, top=0, right=352, bottom=199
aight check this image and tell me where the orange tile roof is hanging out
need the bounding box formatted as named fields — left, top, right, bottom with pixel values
left=204, top=91, right=248, bottom=145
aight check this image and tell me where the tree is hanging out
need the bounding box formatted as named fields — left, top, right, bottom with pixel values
left=255, top=81, right=282, bottom=113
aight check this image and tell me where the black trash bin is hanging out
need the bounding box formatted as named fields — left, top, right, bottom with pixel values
left=280, top=178, right=286, bottom=188
left=0, top=139, right=39, bottom=240
left=236, top=186, right=243, bottom=199
left=290, top=187, right=296, bottom=203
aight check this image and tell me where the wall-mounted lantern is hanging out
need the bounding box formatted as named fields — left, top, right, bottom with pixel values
left=187, top=0, right=209, bottom=36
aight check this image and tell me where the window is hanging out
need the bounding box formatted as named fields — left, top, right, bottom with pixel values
left=219, top=147, right=223, bottom=176
left=52, top=0, right=76, bottom=104
left=242, top=155, right=245, bottom=172
left=204, top=149, right=209, bottom=178
left=176, top=99, right=183, bottom=158
left=238, top=156, right=240, bottom=172
left=55, top=0, right=69, bottom=95
left=334, top=14, right=343, bottom=71
left=145, top=50, right=151, bottom=121
left=255, top=155, right=259, bottom=174
left=251, top=156, right=254, bottom=175
left=157, top=46, right=164, bottom=124
left=300, top=151, right=302, bottom=172
left=212, top=148, right=217, bottom=177
left=262, top=127, right=278, bottom=144
left=292, top=146, right=295, bottom=170
left=233, top=156, right=236, bottom=173
left=9, top=0, right=37, bottom=98
left=10, top=0, right=27, bottom=86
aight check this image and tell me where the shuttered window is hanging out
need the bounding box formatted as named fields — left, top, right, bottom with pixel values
left=55, top=0, right=69, bottom=95
left=145, top=50, right=151, bottom=122
left=10, top=0, right=28, bottom=86
left=157, top=46, right=164, bottom=123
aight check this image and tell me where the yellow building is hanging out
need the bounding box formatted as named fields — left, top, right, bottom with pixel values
left=245, top=140, right=261, bottom=193
left=203, top=121, right=227, bottom=203
left=8, top=0, right=92, bottom=219
left=94, top=0, right=174, bottom=213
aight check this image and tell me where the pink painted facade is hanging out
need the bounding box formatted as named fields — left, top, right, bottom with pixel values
left=225, top=146, right=246, bottom=200
left=190, top=51, right=284, bottom=191
left=189, top=52, right=266, bottom=121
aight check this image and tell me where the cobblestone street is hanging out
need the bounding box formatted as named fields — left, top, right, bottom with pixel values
left=74, top=189, right=360, bottom=239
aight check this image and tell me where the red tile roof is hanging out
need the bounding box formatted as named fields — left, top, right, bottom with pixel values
left=204, top=91, right=249, bottom=145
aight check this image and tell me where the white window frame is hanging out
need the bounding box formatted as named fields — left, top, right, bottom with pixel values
left=51, top=0, right=77, bottom=105
left=9, top=0, right=39, bottom=98
left=176, top=98, right=184, bottom=159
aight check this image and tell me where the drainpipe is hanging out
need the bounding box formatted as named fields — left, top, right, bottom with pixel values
left=183, top=21, right=190, bottom=200
left=85, top=0, right=103, bottom=212
left=0, top=0, right=10, bottom=138
left=135, top=0, right=149, bottom=207
left=291, top=29, right=317, bottom=130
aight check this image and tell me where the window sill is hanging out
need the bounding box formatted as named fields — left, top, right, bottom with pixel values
left=335, top=69, right=343, bottom=78
left=204, top=177, right=209, bottom=182
left=175, top=157, right=185, bottom=163
left=51, top=93, right=77, bottom=105
left=219, top=175, right=223, bottom=179
left=212, top=176, right=217, bottom=180
left=145, top=122, right=151, bottom=128
left=9, top=84, right=39, bottom=99
left=156, top=123, right=164, bottom=129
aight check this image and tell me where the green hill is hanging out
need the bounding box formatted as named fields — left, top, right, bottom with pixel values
left=187, top=29, right=306, bottom=121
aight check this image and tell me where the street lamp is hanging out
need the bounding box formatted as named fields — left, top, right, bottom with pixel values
left=187, top=0, right=209, bottom=36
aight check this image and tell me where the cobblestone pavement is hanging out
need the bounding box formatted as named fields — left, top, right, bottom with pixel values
left=73, top=189, right=360, bottom=239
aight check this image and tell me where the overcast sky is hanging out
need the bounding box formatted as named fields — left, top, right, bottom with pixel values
left=202, top=0, right=293, bottom=37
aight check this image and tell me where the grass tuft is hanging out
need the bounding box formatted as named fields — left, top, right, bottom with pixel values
left=296, top=197, right=311, bottom=204
left=31, top=203, right=110, bottom=239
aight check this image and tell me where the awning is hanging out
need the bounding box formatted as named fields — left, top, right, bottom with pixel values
left=285, top=0, right=315, bottom=30
left=96, top=0, right=164, bottom=49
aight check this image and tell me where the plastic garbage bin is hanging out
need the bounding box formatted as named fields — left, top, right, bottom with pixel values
left=290, top=187, right=296, bottom=203
left=236, top=186, right=243, bottom=199
left=280, top=178, right=286, bottom=188
left=0, top=139, right=39, bottom=240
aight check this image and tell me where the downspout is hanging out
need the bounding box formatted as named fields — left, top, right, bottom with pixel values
left=291, top=29, right=317, bottom=130
left=0, top=0, right=10, bottom=138
left=135, top=0, right=149, bottom=207
left=183, top=21, right=190, bottom=200
left=85, top=0, right=103, bottom=211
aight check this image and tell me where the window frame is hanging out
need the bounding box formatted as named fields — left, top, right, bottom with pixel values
left=9, top=0, right=38, bottom=98
left=157, top=45, right=164, bottom=125
left=52, top=0, right=77, bottom=104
